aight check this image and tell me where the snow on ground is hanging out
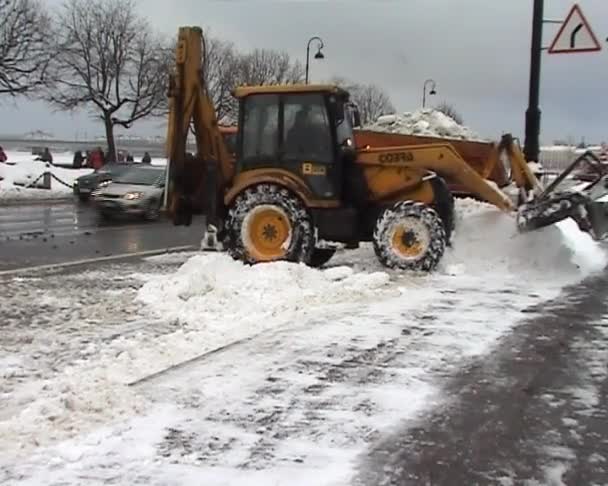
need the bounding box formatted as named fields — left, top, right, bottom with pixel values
left=1, top=199, right=607, bottom=485
left=365, top=109, right=486, bottom=141
left=0, top=151, right=93, bottom=201
left=0, top=150, right=167, bottom=201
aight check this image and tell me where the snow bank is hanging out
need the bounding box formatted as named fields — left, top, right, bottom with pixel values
left=366, top=109, right=486, bottom=141
left=136, top=256, right=393, bottom=358
left=0, top=151, right=93, bottom=200
left=442, top=198, right=606, bottom=285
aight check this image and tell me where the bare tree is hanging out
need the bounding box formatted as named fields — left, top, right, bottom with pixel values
left=351, top=84, right=395, bottom=125
left=201, top=46, right=305, bottom=124
left=202, top=35, right=240, bottom=124
left=0, top=0, right=51, bottom=96
left=329, top=77, right=395, bottom=125
left=435, top=101, right=464, bottom=125
left=236, top=48, right=305, bottom=86
left=45, top=0, right=170, bottom=160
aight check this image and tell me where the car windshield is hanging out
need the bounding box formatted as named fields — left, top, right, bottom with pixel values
left=112, top=167, right=165, bottom=186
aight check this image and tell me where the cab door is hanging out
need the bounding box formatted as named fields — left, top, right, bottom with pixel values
left=280, top=93, right=341, bottom=201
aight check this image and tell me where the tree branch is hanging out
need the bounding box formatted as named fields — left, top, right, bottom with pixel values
left=0, top=0, right=52, bottom=97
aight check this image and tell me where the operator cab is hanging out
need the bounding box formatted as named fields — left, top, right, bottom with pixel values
left=233, top=84, right=360, bottom=202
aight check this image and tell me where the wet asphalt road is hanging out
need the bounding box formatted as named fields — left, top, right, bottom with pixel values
left=0, top=200, right=204, bottom=271
left=354, top=271, right=608, bottom=486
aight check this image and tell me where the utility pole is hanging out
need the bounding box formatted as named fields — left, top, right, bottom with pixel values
left=524, top=0, right=544, bottom=163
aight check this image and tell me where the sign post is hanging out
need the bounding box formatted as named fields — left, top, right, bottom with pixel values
left=524, top=2, right=602, bottom=164
left=524, top=0, right=545, bottom=164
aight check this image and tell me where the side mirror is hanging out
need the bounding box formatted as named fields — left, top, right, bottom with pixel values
left=340, top=140, right=357, bottom=163
left=352, top=109, right=361, bottom=128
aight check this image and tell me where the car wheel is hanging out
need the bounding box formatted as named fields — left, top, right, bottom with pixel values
left=144, top=199, right=161, bottom=221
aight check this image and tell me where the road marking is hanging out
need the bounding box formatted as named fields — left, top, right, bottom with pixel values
left=0, top=245, right=198, bottom=277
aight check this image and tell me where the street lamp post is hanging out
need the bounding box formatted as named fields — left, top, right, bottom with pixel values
left=305, top=36, right=325, bottom=84
left=422, top=79, right=437, bottom=108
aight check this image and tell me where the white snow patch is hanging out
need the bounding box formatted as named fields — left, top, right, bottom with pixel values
left=0, top=151, right=92, bottom=200
left=0, top=150, right=166, bottom=200
left=366, top=108, right=486, bottom=141
left=527, top=162, right=544, bottom=172
left=543, top=462, right=569, bottom=486
left=136, top=253, right=393, bottom=346
left=589, top=453, right=606, bottom=464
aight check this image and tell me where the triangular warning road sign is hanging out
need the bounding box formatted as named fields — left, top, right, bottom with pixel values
left=548, top=3, right=602, bottom=54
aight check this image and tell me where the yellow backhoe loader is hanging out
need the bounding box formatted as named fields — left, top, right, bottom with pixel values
left=165, top=26, right=608, bottom=271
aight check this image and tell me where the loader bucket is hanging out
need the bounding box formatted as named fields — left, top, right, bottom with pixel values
left=516, top=151, right=608, bottom=241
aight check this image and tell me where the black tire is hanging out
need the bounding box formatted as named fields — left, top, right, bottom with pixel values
left=144, top=199, right=161, bottom=221
left=309, top=248, right=336, bottom=268
left=373, top=201, right=446, bottom=272
left=98, top=210, right=113, bottom=222
left=224, top=183, right=314, bottom=265
left=430, top=176, right=455, bottom=244
left=78, top=193, right=90, bottom=203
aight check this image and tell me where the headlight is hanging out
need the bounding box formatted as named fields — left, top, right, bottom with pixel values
left=99, top=180, right=111, bottom=187
left=124, top=192, right=144, bottom=200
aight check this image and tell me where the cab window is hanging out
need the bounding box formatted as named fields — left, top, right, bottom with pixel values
left=241, top=94, right=279, bottom=161
left=282, top=93, right=333, bottom=162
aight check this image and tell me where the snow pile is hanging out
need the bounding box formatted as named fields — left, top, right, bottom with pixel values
left=137, top=255, right=392, bottom=344
left=0, top=152, right=93, bottom=200
left=442, top=198, right=606, bottom=285
left=365, top=109, right=486, bottom=141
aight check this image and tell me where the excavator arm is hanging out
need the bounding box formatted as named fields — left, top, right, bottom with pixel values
left=165, top=26, right=234, bottom=227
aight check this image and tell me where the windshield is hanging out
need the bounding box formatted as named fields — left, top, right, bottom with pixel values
left=112, top=167, right=165, bottom=186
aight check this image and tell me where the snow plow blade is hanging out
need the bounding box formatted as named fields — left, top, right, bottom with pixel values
left=516, top=151, right=608, bottom=241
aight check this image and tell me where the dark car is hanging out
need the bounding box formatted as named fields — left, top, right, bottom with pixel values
left=73, top=163, right=136, bottom=201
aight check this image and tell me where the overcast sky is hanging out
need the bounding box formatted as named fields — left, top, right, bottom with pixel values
left=1, top=0, right=607, bottom=144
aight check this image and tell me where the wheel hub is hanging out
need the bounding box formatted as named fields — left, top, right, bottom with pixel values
left=391, top=219, right=430, bottom=260
left=243, top=205, right=292, bottom=261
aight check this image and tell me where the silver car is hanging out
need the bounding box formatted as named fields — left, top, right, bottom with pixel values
left=92, top=165, right=166, bottom=220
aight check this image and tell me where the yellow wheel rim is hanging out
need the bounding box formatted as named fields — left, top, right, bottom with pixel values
left=243, top=205, right=292, bottom=261
left=391, top=219, right=430, bottom=260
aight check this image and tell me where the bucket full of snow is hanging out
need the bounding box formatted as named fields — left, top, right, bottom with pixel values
left=366, top=109, right=486, bottom=142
